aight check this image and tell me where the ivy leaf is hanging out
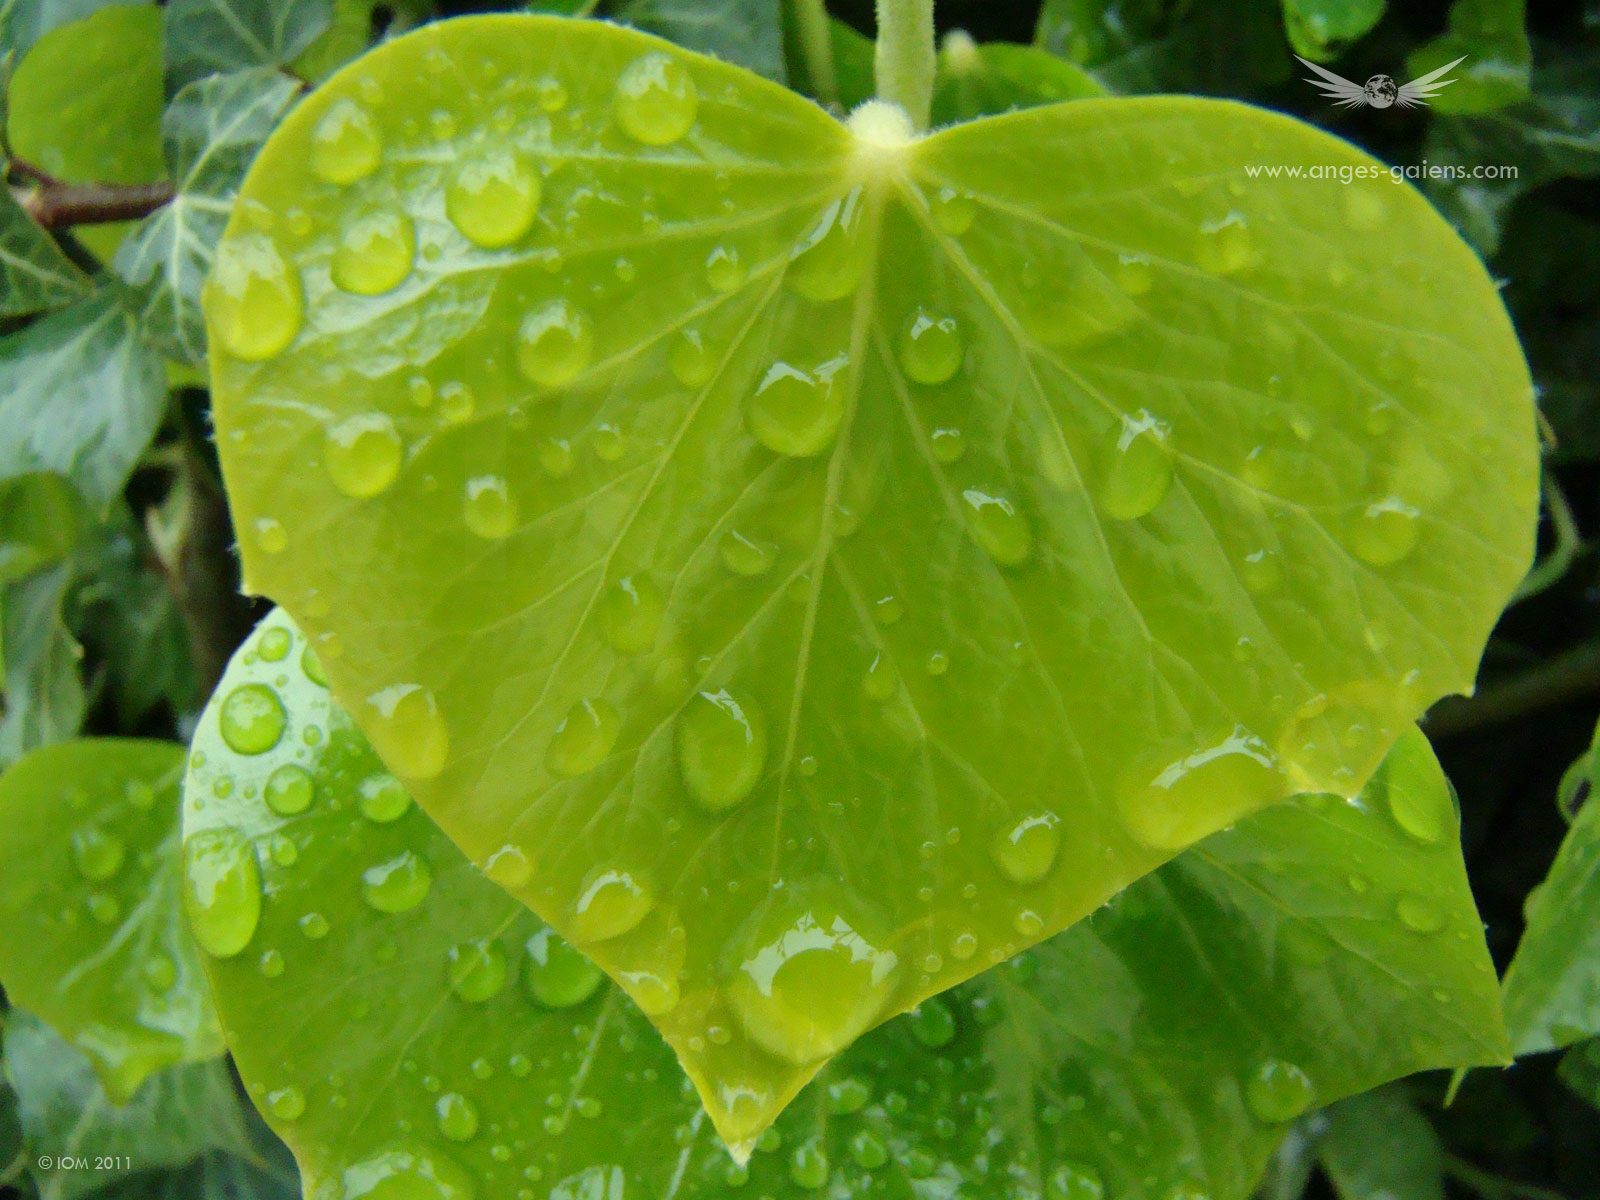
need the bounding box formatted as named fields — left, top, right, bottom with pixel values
left=0, top=739, right=224, bottom=1102
left=207, top=16, right=1537, bottom=1149
left=0, top=188, right=90, bottom=318
left=0, top=472, right=88, bottom=591
left=183, top=612, right=1506, bottom=1199
left=1279, top=0, right=1384, bottom=63
left=164, top=0, right=332, bottom=92
left=0, top=292, right=168, bottom=509
left=3, top=2, right=165, bottom=262
left=0, top=0, right=144, bottom=63
left=1501, top=723, right=1600, bottom=1055
left=1405, top=0, right=1530, bottom=117
left=0, top=564, right=85, bottom=767
left=1, top=1012, right=251, bottom=1200
left=117, top=68, right=302, bottom=364
left=932, top=32, right=1105, bottom=125
left=618, top=0, right=785, bottom=83
left=1318, top=1087, right=1444, bottom=1200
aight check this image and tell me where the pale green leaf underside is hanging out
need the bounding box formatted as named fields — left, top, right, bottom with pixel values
left=0, top=187, right=91, bottom=318
left=185, top=612, right=1506, bottom=1200
left=0, top=739, right=224, bottom=1102
left=209, top=14, right=1536, bottom=1147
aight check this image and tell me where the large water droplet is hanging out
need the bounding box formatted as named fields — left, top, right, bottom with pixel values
left=930, top=186, right=975, bottom=235
left=961, top=488, right=1032, bottom=566
left=599, top=575, right=663, bottom=655
left=264, top=763, right=314, bottom=816
left=668, top=329, right=716, bottom=388
left=570, top=867, right=653, bottom=943
left=1384, top=754, right=1452, bottom=846
left=358, top=772, right=410, bottom=823
left=481, top=843, right=533, bottom=889
left=788, top=190, right=865, bottom=302
left=1120, top=727, right=1285, bottom=850
left=614, top=53, right=699, bottom=145
left=1196, top=211, right=1253, bottom=274
left=462, top=475, right=516, bottom=540
left=896, top=307, right=964, bottom=384
left=331, top=211, right=414, bottom=295
left=267, top=1086, right=306, bottom=1121
left=258, top=626, right=291, bottom=661
left=677, top=688, right=767, bottom=813
left=990, top=811, right=1061, bottom=884
left=310, top=99, right=382, bottom=185
left=71, top=826, right=125, bottom=881
left=219, top=683, right=286, bottom=755
left=341, top=1145, right=475, bottom=1200
left=525, top=926, right=604, bottom=1008
left=1098, top=410, right=1173, bottom=520
left=705, top=244, right=747, bottom=292
left=207, top=234, right=303, bottom=362
left=1243, top=1059, right=1315, bottom=1123
left=789, top=1140, right=829, bottom=1189
left=1396, top=893, right=1445, bottom=933
left=516, top=299, right=593, bottom=387
left=720, top=529, right=776, bottom=576
left=1348, top=497, right=1421, bottom=566
left=547, top=698, right=621, bottom=778
left=747, top=358, right=846, bottom=457
left=908, top=997, right=957, bottom=1047
left=363, top=684, right=449, bottom=780
left=447, top=939, right=508, bottom=1003
left=324, top=413, right=402, bottom=499
left=725, top=881, right=901, bottom=1065
left=435, top=1092, right=479, bottom=1143
left=362, top=850, right=433, bottom=913
left=182, top=828, right=261, bottom=958
left=446, top=150, right=539, bottom=248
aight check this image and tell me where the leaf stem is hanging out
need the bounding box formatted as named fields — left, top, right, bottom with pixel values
left=1427, top=635, right=1600, bottom=736
left=1443, top=1155, right=1574, bottom=1200
left=873, top=0, right=935, bottom=130
left=9, top=161, right=174, bottom=229
left=1513, top=469, right=1584, bottom=604
left=789, top=0, right=839, bottom=107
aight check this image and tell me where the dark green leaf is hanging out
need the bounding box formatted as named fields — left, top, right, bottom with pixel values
left=0, top=564, right=84, bottom=768
left=1319, top=1087, right=1445, bottom=1200
left=88, top=1104, right=300, bottom=1200
left=2, top=1012, right=251, bottom=1200
left=619, top=0, right=785, bottom=82
left=1280, top=0, right=1385, bottom=62
left=0, top=189, right=90, bottom=318
left=0, top=473, right=88, bottom=591
left=0, top=292, right=167, bottom=509
left=1407, top=0, right=1530, bottom=116
left=164, top=0, right=333, bottom=91
left=782, top=11, right=873, bottom=109
left=932, top=32, right=1105, bottom=125
left=117, top=68, right=302, bottom=363
left=0, top=0, right=144, bottom=63
left=1558, top=1037, right=1600, bottom=1111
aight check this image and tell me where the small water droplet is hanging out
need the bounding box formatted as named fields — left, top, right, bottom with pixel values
left=447, top=938, right=508, bottom=1002
left=705, top=244, right=747, bottom=292
left=362, top=683, right=449, bottom=780
left=340, top=1146, right=474, bottom=1200
left=677, top=689, right=767, bottom=812
left=331, top=210, right=414, bottom=295
left=481, top=843, right=534, bottom=889
left=1396, top=893, right=1445, bottom=933
left=1349, top=497, right=1421, bottom=566
left=1196, top=211, right=1253, bottom=275
left=570, top=866, right=653, bottom=943
left=930, top=186, right=975, bottom=235
left=1115, top=252, right=1154, bottom=295
left=896, top=307, right=964, bottom=385
left=930, top=426, right=965, bottom=463
left=462, top=475, right=516, bottom=540
left=721, top=528, right=777, bottom=575
left=1120, top=727, right=1285, bottom=850
left=447, top=150, right=539, bottom=248
left=267, top=1086, right=306, bottom=1122
left=182, top=828, right=262, bottom=958
left=324, top=413, right=402, bottom=499
left=908, top=997, right=957, bottom=1047
left=961, top=488, right=1032, bottom=566
left=788, top=190, right=865, bottom=302
left=547, top=698, right=621, bottom=778
left=1343, top=188, right=1389, bottom=232
left=362, top=850, right=433, bottom=913
left=71, top=826, right=124, bottom=881
left=599, top=575, right=663, bottom=655
left=254, top=517, right=288, bottom=555
left=358, top=772, right=410, bottom=823
left=219, top=683, right=286, bottom=755
left=86, top=892, right=120, bottom=924
left=1244, top=1059, right=1315, bottom=1123
left=668, top=328, right=716, bottom=387
left=309, top=99, right=382, bottom=185
left=614, top=53, right=699, bottom=145
left=264, top=764, right=314, bottom=816
left=1098, top=410, right=1173, bottom=520
left=525, top=926, right=603, bottom=1007
left=789, top=1139, right=829, bottom=1189
left=747, top=357, right=846, bottom=457
left=1048, top=1163, right=1105, bottom=1200
left=435, top=1092, right=479, bottom=1142
left=990, top=812, right=1060, bottom=884
left=516, top=299, right=593, bottom=387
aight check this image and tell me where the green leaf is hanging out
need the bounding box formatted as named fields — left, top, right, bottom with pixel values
left=0, top=189, right=90, bottom=318
left=87, top=1103, right=301, bottom=1200
left=932, top=32, right=1105, bottom=125
left=3, top=3, right=166, bottom=262
left=1558, top=1037, right=1600, bottom=1111
left=117, top=68, right=302, bottom=364
left=0, top=473, right=88, bottom=591
left=1406, top=0, right=1530, bottom=116
left=618, top=0, right=785, bottom=83
left=0, top=292, right=168, bottom=509
left=0, top=564, right=84, bottom=767
left=0, top=739, right=224, bottom=1102
left=1318, top=1087, right=1445, bottom=1200
left=206, top=15, right=1537, bottom=1149
left=2, top=1011, right=251, bottom=1200
left=164, top=0, right=332, bottom=92
left=781, top=11, right=872, bottom=109
left=0, top=0, right=143, bottom=63
left=1033, top=0, right=1164, bottom=68
left=185, top=611, right=1507, bottom=1198
left=1501, top=726, right=1600, bottom=1055
left=1280, top=0, right=1384, bottom=63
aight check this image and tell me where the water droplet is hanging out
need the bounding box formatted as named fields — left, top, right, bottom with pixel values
left=961, top=488, right=1032, bottom=566
left=570, top=867, right=653, bottom=943
left=789, top=1139, right=829, bottom=1189
left=1048, top=1162, right=1105, bottom=1200
left=254, top=518, right=288, bottom=555
left=267, top=1086, right=306, bottom=1121
left=258, top=626, right=291, bottom=662
left=143, top=952, right=176, bottom=992
left=863, top=652, right=898, bottom=700
left=547, top=698, right=620, bottom=778
left=268, top=833, right=297, bottom=867
left=324, top=413, right=402, bottom=499
left=1343, top=188, right=1388, bottom=232
left=341, top=1145, right=475, bottom=1200
left=950, top=930, right=977, bottom=959
left=462, top=475, right=516, bottom=540
left=481, top=843, right=534, bottom=889
left=721, top=529, right=776, bottom=575
left=446, top=150, right=539, bottom=248
left=1098, top=410, right=1173, bottom=520
left=909, top=997, right=957, bottom=1047
left=1349, top=497, right=1421, bottom=566
left=301, top=643, right=328, bottom=687
left=182, top=828, right=262, bottom=958
left=788, top=190, right=865, bottom=302
left=86, top=892, right=120, bottom=924
left=930, top=186, right=975, bottom=235
left=930, top=426, right=965, bottom=463
left=599, top=575, right=663, bottom=655
left=219, top=683, right=286, bottom=755
left=259, top=948, right=285, bottom=977
left=536, top=76, right=568, bottom=112
left=362, top=850, right=433, bottom=913
left=990, top=812, right=1061, bottom=884
left=362, top=684, right=449, bottom=780
left=516, top=299, right=593, bottom=387
left=207, top=234, right=302, bottom=361
left=71, top=827, right=124, bottom=881
left=310, top=99, right=382, bottom=185
left=1396, top=893, right=1445, bottom=933
left=264, top=764, right=314, bottom=816
left=1196, top=211, right=1253, bottom=274
left=358, top=772, right=410, bottom=823
left=677, top=688, right=767, bottom=812
left=524, top=926, right=603, bottom=1007
left=1115, top=252, right=1154, bottom=295
left=725, top=881, right=900, bottom=1065
left=614, top=53, right=698, bottom=145
left=705, top=244, right=746, bottom=292
left=1384, top=762, right=1451, bottom=846
left=668, top=328, right=716, bottom=387
left=747, top=358, right=846, bottom=457
left=896, top=307, right=964, bottom=385
left=447, top=938, right=508, bottom=1002
left=1244, top=1059, right=1315, bottom=1123
left=428, top=1092, right=479, bottom=1144
left=874, top=594, right=904, bottom=625
left=1120, top=727, right=1285, bottom=850
left=331, top=211, right=414, bottom=296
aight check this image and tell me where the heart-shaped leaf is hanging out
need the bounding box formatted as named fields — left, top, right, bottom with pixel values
left=184, top=611, right=1507, bottom=1198
left=0, top=739, right=223, bottom=1103
left=207, top=14, right=1537, bottom=1148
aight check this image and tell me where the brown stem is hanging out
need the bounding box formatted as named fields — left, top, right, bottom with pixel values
left=1426, top=636, right=1600, bottom=737
left=15, top=179, right=174, bottom=229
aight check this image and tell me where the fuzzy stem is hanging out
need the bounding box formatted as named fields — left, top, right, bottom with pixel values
left=790, top=0, right=839, bottom=107
left=873, top=0, right=935, bottom=130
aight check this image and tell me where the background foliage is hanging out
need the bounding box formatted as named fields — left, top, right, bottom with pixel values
left=0, top=0, right=1597, bottom=1198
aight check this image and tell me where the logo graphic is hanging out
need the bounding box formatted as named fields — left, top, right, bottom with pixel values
left=1295, top=55, right=1468, bottom=109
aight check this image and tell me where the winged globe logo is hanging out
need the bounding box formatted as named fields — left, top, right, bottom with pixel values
left=1296, top=54, right=1469, bottom=109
